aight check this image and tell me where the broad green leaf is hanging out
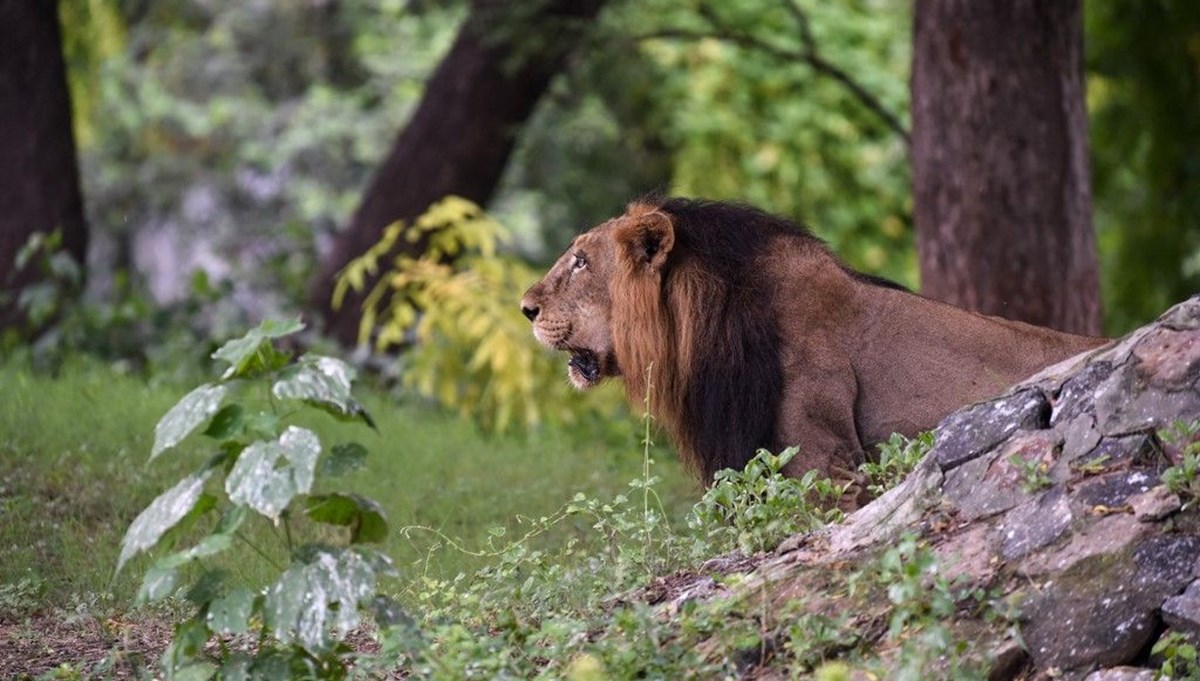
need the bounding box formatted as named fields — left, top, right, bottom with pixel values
left=242, top=411, right=281, bottom=440
left=218, top=656, right=252, bottom=681
left=118, top=470, right=212, bottom=572
left=225, top=426, right=320, bottom=519
left=171, top=662, right=218, bottom=681
left=211, top=318, right=304, bottom=379
left=246, top=651, right=294, bottom=681
left=137, top=564, right=180, bottom=603
left=156, top=492, right=217, bottom=553
left=272, top=355, right=375, bottom=428
left=319, top=442, right=368, bottom=477
left=214, top=505, right=248, bottom=535
left=263, top=548, right=385, bottom=654
left=186, top=568, right=227, bottom=607
left=305, top=493, right=388, bottom=543
left=203, top=404, right=245, bottom=440
left=152, top=384, right=228, bottom=460
left=135, top=534, right=233, bottom=604
left=207, top=587, right=257, bottom=635
left=162, top=618, right=210, bottom=674
left=179, top=533, right=234, bottom=562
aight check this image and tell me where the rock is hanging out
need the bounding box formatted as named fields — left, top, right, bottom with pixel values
left=1158, top=295, right=1200, bottom=330
left=1060, top=413, right=1102, bottom=464
left=1162, top=579, right=1200, bottom=635
left=1068, top=433, right=1160, bottom=470
left=1020, top=550, right=1156, bottom=671
left=829, top=456, right=944, bottom=554
left=1095, top=329, right=1200, bottom=436
left=1082, top=668, right=1156, bottom=681
left=1132, top=535, right=1200, bottom=595
left=1128, top=486, right=1182, bottom=522
left=933, top=389, right=1051, bottom=471
left=1018, top=513, right=1151, bottom=578
left=715, top=297, right=1200, bottom=679
left=943, top=450, right=1029, bottom=522
left=1052, top=361, right=1115, bottom=426
left=998, top=486, right=1072, bottom=561
left=1134, top=328, right=1200, bottom=386
left=985, top=638, right=1028, bottom=681
left=1072, top=470, right=1159, bottom=512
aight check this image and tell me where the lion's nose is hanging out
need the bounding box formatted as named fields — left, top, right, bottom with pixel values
left=521, top=303, right=539, bottom=322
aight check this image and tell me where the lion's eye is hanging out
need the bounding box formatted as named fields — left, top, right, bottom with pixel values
left=571, top=252, right=588, bottom=271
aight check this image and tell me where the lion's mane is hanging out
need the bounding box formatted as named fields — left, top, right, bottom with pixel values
left=610, top=198, right=822, bottom=481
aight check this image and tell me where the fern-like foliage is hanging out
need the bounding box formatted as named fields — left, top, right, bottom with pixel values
left=335, top=196, right=623, bottom=431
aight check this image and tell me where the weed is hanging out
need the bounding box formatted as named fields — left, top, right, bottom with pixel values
left=0, top=575, right=45, bottom=618
left=1161, top=420, right=1200, bottom=505
left=1009, top=453, right=1052, bottom=493
left=690, top=447, right=845, bottom=555
left=857, top=535, right=989, bottom=680
left=860, top=432, right=933, bottom=496
left=1154, top=630, right=1200, bottom=680
left=784, top=608, right=859, bottom=672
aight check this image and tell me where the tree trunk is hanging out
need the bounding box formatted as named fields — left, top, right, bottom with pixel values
left=0, top=0, right=88, bottom=331
left=911, top=0, right=1101, bottom=336
left=309, top=0, right=607, bottom=345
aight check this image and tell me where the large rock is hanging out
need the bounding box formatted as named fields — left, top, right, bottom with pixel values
left=715, top=296, right=1200, bottom=679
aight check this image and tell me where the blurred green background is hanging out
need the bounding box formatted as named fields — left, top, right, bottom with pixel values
left=53, top=0, right=1198, bottom=342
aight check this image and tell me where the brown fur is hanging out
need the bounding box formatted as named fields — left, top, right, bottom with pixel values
left=521, top=198, right=1107, bottom=487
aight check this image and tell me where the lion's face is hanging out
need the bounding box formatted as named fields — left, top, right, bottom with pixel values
left=520, top=223, right=622, bottom=389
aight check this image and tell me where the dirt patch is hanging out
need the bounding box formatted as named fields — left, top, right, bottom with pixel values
left=0, top=613, right=172, bottom=679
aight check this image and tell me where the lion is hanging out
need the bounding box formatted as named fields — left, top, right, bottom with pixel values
left=520, top=197, right=1106, bottom=494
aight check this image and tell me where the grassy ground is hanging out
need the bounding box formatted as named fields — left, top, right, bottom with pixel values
left=0, top=357, right=696, bottom=619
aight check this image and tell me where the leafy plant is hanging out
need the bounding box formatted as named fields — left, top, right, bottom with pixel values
left=860, top=431, right=933, bottom=496
left=1, top=230, right=83, bottom=332
left=1009, top=453, right=1053, bottom=494
left=1154, top=630, right=1200, bottom=681
left=334, top=196, right=623, bottom=432
left=855, top=534, right=987, bottom=680
left=689, top=447, right=845, bottom=554
left=1161, top=420, right=1200, bottom=506
left=117, top=319, right=401, bottom=679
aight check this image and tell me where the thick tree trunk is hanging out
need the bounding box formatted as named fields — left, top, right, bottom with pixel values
left=911, top=0, right=1101, bottom=336
left=0, top=0, right=88, bottom=330
left=309, top=0, right=607, bottom=345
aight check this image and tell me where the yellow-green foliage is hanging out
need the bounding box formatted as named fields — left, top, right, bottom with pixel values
left=335, top=197, right=623, bottom=432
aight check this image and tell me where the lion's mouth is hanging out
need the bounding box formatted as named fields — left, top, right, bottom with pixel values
left=567, top=351, right=602, bottom=387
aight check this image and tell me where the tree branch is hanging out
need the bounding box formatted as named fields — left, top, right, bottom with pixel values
left=634, top=9, right=910, bottom=146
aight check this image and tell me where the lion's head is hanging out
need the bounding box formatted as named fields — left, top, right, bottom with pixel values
left=519, top=218, right=623, bottom=390
left=521, top=199, right=784, bottom=481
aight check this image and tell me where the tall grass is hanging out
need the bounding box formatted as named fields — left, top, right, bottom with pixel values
left=0, top=357, right=695, bottom=615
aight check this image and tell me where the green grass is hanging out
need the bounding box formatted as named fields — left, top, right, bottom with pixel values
left=0, top=357, right=696, bottom=616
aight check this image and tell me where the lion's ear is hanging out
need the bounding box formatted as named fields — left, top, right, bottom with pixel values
left=615, top=211, right=675, bottom=272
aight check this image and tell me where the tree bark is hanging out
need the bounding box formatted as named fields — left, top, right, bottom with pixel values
left=0, top=0, right=88, bottom=330
left=911, top=0, right=1101, bottom=336
left=309, top=0, right=607, bottom=345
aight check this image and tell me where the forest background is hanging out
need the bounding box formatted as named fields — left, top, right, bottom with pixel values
left=9, top=0, right=1199, bottom=353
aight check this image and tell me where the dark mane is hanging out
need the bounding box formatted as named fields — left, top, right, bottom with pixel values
left=656, top=198, right=793, bottom=479
left=661, top=197, right=908, bottom=291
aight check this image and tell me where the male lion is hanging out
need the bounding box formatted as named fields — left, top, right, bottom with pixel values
left=520, top=198, right=1105, bottom=494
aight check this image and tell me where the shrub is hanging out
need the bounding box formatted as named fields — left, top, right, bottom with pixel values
left=118, top=319, right=401, bottom=678
left=334, top=196, right=622, bottom=432
left=860, top=431, right=933, bottom=497
left=1161, top=419, right=1200, bottom=506
left=690, top=447, right=845, bottom=555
